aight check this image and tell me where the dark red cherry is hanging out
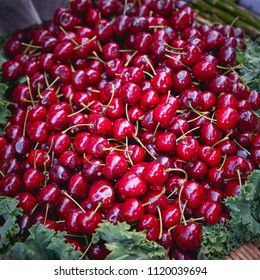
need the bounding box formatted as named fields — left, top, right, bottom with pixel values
left=173, top=221, right=202, bottom=251
left=0, top=173, right=21, bottom=196
left=23, top=168, right=44, bottom=191
left=120, top=197, right=144, bottom=223
left=181, top=181, right=205, bottom=209
left=68, top=174, right=88, bottom=200
left=137, top=214, right=160, bottom=241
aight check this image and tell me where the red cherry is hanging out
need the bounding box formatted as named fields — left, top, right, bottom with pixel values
left=173, top=221, right=202, bottom=251
left=120, top=197, right=144, bottom=223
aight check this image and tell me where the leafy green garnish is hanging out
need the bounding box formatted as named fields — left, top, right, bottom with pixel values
left=5, top=223, right=82, bottom=260
left=93, top=221, right=166, bottom=260
left=0, top=197, right=22, bottom=250
left=0, top=198, right=81, bottom=260
left=200, top=170, right=260, bottom=260
left=237, top=41, right=260, bottom=91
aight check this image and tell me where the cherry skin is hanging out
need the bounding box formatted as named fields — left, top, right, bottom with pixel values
left=173, top=221, right=202, bottom=251
left=65, top=208, right=83, bottom=234
left=142, top=161, right=168, bottom=186
left=119, top=197, right=144, bottom=223
left=102, top=154, right=128, bottom=180
left=88, top=242, right=110, bottom=260
left=23, top=168, right=44, bottom=191
left=68, top=174, right=88, bottom=200
left=36, top=183, right=61, bottom=206
left=176, top=136, right=200, bottom=162
left=117, top=172, right=147, bottom=198
left=192, top=61, right=216, bottom=81
left=77, top=209, right=102, bottom=234
left=0, top=173, right=21, bottom=196
left=142, top=190, right=168, bottom=215
left=181, top=181, right=205, bottom=209
left=197, top=201, right=222, bottom=225
left=137, top=214, right=160, bottom=241
left=15, top=192, right=37, bottom=213
left=161, top=204, right=181, bottom=229
left=88, top=178, right=115, bottom=210
left=215, top=107, right=239, bottom=131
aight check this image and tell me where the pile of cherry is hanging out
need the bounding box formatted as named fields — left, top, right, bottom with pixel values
left=0, top=0, right=260, bottom=260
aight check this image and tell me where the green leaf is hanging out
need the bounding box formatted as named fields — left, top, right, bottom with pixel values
left=200, top=170, right=260, bottom=259
left=93, top=221, right=166, bottom=260
left=6, top=223, right=82, bottom=260
left=237, top=41, right=260, bottom=91
left=0, top=197, right=22, bottom=250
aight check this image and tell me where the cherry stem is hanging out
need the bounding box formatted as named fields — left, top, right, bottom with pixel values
left=153, top=122, right=160, bottom=137
left=141, top=55, right=156, bottom=76
left=219, top=154, right=227, bottom=171
left=102, top=83, right=115, bottom=114
left=44, top=203, right=49, bottom=226
left=132, top=134, right=157, bottom=160
left=68, top=101, right=95, bottom=117
left=124, top=50, right=138, bottom=67
left=148, top=25, right=166, bottom=29
left=83, top=154, right=105, bottom=166
left=125, top=103, right=130, bottom=122
left=233, top=139, right=251, bottom=155
left=62, top=190, right=86, bottom=213
left=48, top=76, right=60, bottom=90
left=157, top=206, right=163, bottom=240
left=212, top=132, right=232, bottom=147
left=59, top=26, right=79, bottom=46
left=78, top=239, right=93, bottom=260
left=62, top=124, right=92, bottom=134
left=26, top=76, right=35, bottom=107
left=189, top=104, right=214, bottom=123
left=23, top=108, right=30, bottom=137
left=0, top=170, right=5, bottom=177
left=167, top=188, right=178, bottom=199
left=163, top=41, right=183, bottom=50
left=123, top=0, right=128, bottom=15
left=176, top=126, right=200, bottom=142
left=119, top=49, right=135, bottom=52
left=92, top=51, right=106, bottom=64
left=178, top=184, right=187, bottom=226
left=237, top=169, right=243, bottom=188
left=73, top=35, right=97, bottom=50
left=165, top=168, right=188, bottom=181
left=21, top=42, right=42, bottom=49
left=167, top=224, right=178, bottom=233
left=125, top=136, right=133, bottom=166
left=43, top=72, right=50, bottom=90
left=142, top=188, right=166, bottom=207
left=143, top=70, right=153, bottom=78
left=228, top=16, right=239, bottom=37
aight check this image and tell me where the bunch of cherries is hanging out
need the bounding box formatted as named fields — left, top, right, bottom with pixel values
left=0, top=0, right=259, bottom=260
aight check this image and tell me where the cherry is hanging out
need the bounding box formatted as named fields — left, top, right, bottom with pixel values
left=28, top=121, right=50, bottom=143
left=77, top=209, right=102, bottom=234
left=154, top=131, right=176, bottom=154
left=48, top=164, right=72, bottom=186
left=117, top=172, right=147, bottom=198
left=142, top=190, right=168, bottom=215
left=137, top=214, right=160, bottom=241
left=197, top=200, right=222, bottom=225
left=48, top=133, right=71, bottom=155
left=173, top=221, right=202, bottom=251
left=199, top=146, right=221, bottom=167
left=153, top=102, right=176, bottom=127
left=2, top=60, right=23, bottom=81
left=88, top=178, right=115, bottom=209
left=112, top=118, right=135, bottom=141
left=176, top=136, right=200, bottom=162
left=215, top=106, right=239, bottom=131
left=161, top=204, right=181, bottom=229
left=0, top=173, right=21, bottom=196
left=88, top=242, right=110, bottom=260
left=192, top=61, right=216, bottom=81
left=65, top=208, right=83, bottom=234
left=120, top=197, right=144, bottom=223
left=102, top=154, right=128, bottom=180
left=142, top=161, right=168, bottom=186
left=181, top=181, right=205, bottom=209
left=36, top=183, right=61, bottom=206
left=56, top=195, right=75, bottom=220
left=200, top=123, right=222, bottom=146
left=223, top=155, right=248, bottom=178
left=27, top=149, right=51, bottom=170
left=68, top=174, right=88, bottom=200
left=150, top=72, right=173, bottom=94
left=23, top=168, right=44, bottom=191
left=217, top=45, right=236, bottom=65
left=119, top=82, right=141, bottom=105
